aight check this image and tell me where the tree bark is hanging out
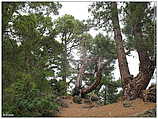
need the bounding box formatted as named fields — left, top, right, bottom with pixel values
left=73, top=57, right=104, bottom=96
left=111, top=2, right=133, bottom=100
left=81, top=57, right=103, bottom=95
left=75, top=57, right=88, bottom=89
left=127, top=23, right=156, bottom=99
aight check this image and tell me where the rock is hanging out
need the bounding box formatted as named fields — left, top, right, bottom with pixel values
left=61, top=102, right=69, bottom=108
left=96, top=100, right=104, bottom=106
left=123, top=100, right=133, bottom=108
left=83, top=99, right=92, bottom=104
left=134, top=108, right=156, bottom=117
left=91, top=95, right=99, bottom=102
left=82, top=95, right=90, bottom=99
left=55, top=97, right=69, bottom=108
left=60, top=96, right=72, bottom=100
left=60, top=96, right=67, bottom=99
left=143, top=108, right=156, bottom=117
left=55, top=97, right=62, bottom=104
left=73, top=96, right=82, bottom=104
left=82, top=104, right=95, bottom=109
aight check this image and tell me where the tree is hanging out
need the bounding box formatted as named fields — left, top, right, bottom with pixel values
left=54, top=14, right=87, bottom=93
left=121, top=2, right=156, bottom=99
left=2, top=2, right=61, bottom=33
left=111, top=2, right=133, bottom=100
left=99, top=76, right=122, bottom=105
left=2, top=2, right=63, bottom=116
left=89, top=2, right=156, bottom=100
left=73, top=33, right=117, bottom=97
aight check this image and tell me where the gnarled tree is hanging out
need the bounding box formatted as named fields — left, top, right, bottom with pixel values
left=72, top=33, right=116, bottom=97
left=89, top=2, right=156, bottom=100
left=72, top=56, right=104, bottom=96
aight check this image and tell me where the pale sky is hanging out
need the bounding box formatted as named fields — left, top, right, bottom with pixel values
left=59, top=2, right=90, bottom=20
left=53, top=1, right=156, bottom=87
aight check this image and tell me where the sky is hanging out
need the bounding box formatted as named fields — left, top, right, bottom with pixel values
left=53, top=1, right=156, bottom=87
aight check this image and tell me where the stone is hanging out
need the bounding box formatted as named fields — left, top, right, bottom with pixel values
left=82, top=104, right=95, bottom=109
left=135, top=108, right=156, bottom=117
left=123, top=100, right=133, bottom=108
left=73, top=96, right=82, bottom=104
left=91, top=95, right=99, bottom=102
left=83, top=99, right=92, bottom=104
left=55, top=97, right=69, bottom=108
left=61, top=102, right=69, bottom=108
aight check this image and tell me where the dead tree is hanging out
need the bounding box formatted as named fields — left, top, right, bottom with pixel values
left=81, top=57, right=103, bottom=95
left=72, top=57, right=88, bottom=96
left=72, top=57, right=107, bottom=97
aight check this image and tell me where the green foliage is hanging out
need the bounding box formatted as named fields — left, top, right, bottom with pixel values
left=13, top=13, right=54, bottom=39
left=91, top=33, right=116, bottom=58
left=51, top=79, right=67, bottom=96
left=77, top=33, right=119, bottom=104
left=97, top=75, right=122, bottom=105
left=89, top=2, right=156, bottom=58
left=88, top=2, right=113, bottom=32
left=2, top=2, right=61, bottom=33
left=2, top=2, right=62, bottom=117
left=55, top=14, right=86, bottom=35
left=78, top=33, right=116, bottom=73
left=122, top=2, right=156, bottom=57
left=27, top=2, right=62, bottom=15
left=3, top=79, right=59, bottom=117
left=54, top=14, right=88, bottom=83
left=2, top=2, right=25, bottom=32
left=79, top=33, right=93, bottom=52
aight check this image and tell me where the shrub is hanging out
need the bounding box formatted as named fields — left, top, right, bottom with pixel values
left=3, top=79, right=59, bottom=117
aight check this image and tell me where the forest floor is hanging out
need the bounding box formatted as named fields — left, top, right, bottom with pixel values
left=56, top=96, right=156, bottom=117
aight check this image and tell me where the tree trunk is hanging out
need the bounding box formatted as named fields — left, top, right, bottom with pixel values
left=73, top=57, right=104, bottom=96
left=104, top=87, right=107, bottom=105
left=111, top=2, right=156, bottom=100
left=81, top=57, right=103, bottom=95
left=111, top=2, right=132, bottom=100
left=123, top=52, right=155, bottom=100
left=126, top=23, right=156, bottom=99
left=75, top=57, right=88, bottom=89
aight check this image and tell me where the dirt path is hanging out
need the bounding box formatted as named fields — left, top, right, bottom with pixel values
left=57, top=97, right=156, bottom=117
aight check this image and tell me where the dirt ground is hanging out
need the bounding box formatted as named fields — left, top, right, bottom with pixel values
left=57, top=96, right=156, bottom=117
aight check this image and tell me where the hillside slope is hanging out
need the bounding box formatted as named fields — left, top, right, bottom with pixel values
left=57, top=96, right=156, bottom=117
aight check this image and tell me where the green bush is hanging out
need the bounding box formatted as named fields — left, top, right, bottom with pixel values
left=3, top=79, right=59, bottom=117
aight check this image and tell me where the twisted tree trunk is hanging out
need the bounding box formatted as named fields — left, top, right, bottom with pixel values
left=81, top=57, right=103, bottom=95
left=73, top=57, right=104, bottom=96
left=75, top=57, right=88, bottom=89
left=127, top=23, right=156, bottom=99
left=111, top=2, right=156, bottom=100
